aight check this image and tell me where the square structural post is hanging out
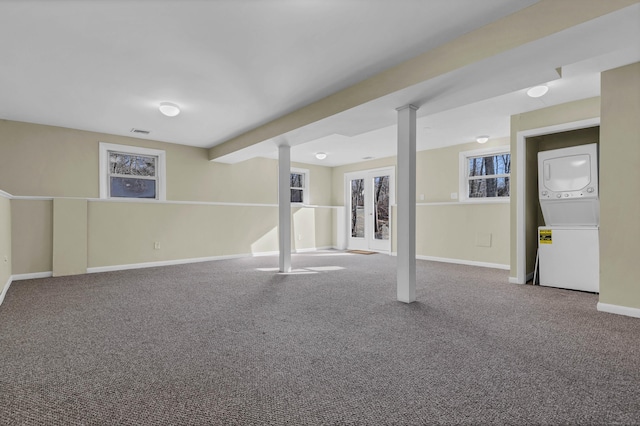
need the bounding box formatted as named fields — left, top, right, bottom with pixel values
left=396, top=105, right=418, bottom=303
left=278, top=144, right=292, bottom=273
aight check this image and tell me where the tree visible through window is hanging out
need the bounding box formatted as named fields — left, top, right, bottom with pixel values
left=99, top=142, right=166, bottom=201
left=467, top=153, right=511, bottom=198
left=289, top=168, right=309, bottom=204
left=108, top=152, right=158, bottom=199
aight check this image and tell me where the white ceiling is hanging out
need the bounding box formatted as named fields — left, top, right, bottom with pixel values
left=1, top=1, right=639, bottom=167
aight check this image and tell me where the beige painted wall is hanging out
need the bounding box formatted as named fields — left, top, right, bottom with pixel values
left=0, top=120, right=333, bottom=205
left=416, top=204, right=509, bottom=265
left=11, top=199, right=53, bottom=275
left=599, top=62, right=640, bottom=310
left=88, top=202, right=279, bottom=267
left=417, top=138, right=510, bottom=202
left=291, top=162, right=333, bottom=206
left=0, top=194, right=11, bottom=292
left=509, top=97, right=601, bottom=279
left=53, top=199, right=88, bottom=276
left=0, top=120, right=335, bottom=275
left=86, top=202, right=335, bottom=269
left=331, top=157, right=396, bottom=206
left=331, top=140, right=511, bottom=266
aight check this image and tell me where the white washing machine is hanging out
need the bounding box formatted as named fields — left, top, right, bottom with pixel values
left=538, top=226, right=599, bottom=293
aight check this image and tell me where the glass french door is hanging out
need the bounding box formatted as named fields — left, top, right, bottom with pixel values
left=346, top=167, right=394, bottom=252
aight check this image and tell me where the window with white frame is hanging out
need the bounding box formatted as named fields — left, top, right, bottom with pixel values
left=99, top=143, right=166, bottom=200
left=459, top=146, right=510, bottom=201
left=290, top=168, right=309, bottom=204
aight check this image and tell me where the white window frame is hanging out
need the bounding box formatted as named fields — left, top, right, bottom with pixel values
left=290, top=167, right=310, bottom=205
left=459, top=145, right=510, bottom=203
left=99, top=142, right=166, bottom=201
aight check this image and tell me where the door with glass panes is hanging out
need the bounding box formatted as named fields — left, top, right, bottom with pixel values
left=346, top=167, right=394, bottom=252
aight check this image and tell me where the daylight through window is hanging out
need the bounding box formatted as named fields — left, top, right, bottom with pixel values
left=289, top=168, right=309, bottom=204
left=99, top=143, right=166, bottom=201
left=460, top=147, right=510, bottom=200
left=108, top=152, right=158, bottom=199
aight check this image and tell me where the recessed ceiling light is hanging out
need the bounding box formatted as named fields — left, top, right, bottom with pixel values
left=159, top=102, right=180, bottom=117
left=476, top=135, right=489, bottom=144
left=526, top=85, right=549, bottom=98
left=315, top=152, right=327, bottom=160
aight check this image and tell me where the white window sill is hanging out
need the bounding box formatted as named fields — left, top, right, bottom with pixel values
left=458, top=198, right=510, bottom=204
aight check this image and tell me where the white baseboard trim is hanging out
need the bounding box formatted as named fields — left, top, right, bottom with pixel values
left=407, top=254, right=509, bottom=270
left=294, top=246, right=333, bottom=253
left=87, top=254, right=253, bottom=274
left=597, top=302, right=640, bottom=319
left=12, top=272, right=53, bottom=281
left=0, top=276, right=12, bottom=306
left=86, top=247, right=336, bottom=274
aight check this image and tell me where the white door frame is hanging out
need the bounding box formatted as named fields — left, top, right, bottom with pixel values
left=344, top=166, right=395, bottom=252
left=514, top=117, right=600, bottom=284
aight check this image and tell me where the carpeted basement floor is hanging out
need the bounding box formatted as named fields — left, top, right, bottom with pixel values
left=1, top=251, right=639, bottom=425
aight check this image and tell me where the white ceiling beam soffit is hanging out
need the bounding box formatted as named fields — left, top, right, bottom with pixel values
left=208, top=0, right=639, bottom=162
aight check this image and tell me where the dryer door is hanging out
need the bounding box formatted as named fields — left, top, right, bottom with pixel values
left=542, top=154, right=592, bottom=193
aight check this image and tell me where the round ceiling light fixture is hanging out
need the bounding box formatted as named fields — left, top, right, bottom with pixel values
left=315, top=152, right=327, bottom=160
left=526, top=85, right=549, bottom=98
left=476, top=135, right=489, bottom=144
left=159, top=102, right=181, bottom=117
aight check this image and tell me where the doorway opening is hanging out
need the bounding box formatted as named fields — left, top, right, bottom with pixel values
left=515, top=118, right=600, bottom=284
left=345, top=167, right=395, bottom=253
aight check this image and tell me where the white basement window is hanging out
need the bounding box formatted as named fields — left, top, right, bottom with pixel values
left=290, top=168, right=309, bottom=204
left=99, top=143, right=166, bottom=200
left=459, top=146, right=510, bottom=202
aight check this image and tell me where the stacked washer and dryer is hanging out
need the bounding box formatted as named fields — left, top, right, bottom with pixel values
left=537, top=143, right=599, bottom=293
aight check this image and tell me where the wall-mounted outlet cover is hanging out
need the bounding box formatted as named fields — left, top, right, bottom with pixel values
left=154, top=242, right=161, bottom=250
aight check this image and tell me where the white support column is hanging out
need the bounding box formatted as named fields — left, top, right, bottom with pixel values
left=278, top=144, right=292, bottom=273
left=396, top=104, right=418, bottom=303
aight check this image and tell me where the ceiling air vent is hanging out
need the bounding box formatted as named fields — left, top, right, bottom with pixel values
left=130, top=128, right=151, bottom=135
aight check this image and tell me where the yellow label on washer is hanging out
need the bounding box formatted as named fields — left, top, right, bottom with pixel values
left=540, top=229, right=552, bottom=244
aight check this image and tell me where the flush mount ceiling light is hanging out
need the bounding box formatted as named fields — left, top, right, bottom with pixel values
left=159, top=102, right=180, bottom=117
left=315, top=152, right=327, bottom=160
left=527, top=85, right=549, bottom=98
left=476, top=135, right=489, bottom=144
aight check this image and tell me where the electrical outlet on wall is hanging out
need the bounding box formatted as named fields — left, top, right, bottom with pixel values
left=154, top=242, right=161, bottom=250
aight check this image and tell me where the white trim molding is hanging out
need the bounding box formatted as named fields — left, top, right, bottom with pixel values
left=1, top=272, right=55, bottom=307
left=597, top=302, right=640, bottom=319
left=86, top=248, right=336, bottom=274
left=0, top=276, right=12, bottom=306
left=416, top=255, right=509, bottom=270
left=12, top=272, right=54, bottom=281
left=0, top=189, right=13, bottom=199
left=391, top=253, right=509, bottom=270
